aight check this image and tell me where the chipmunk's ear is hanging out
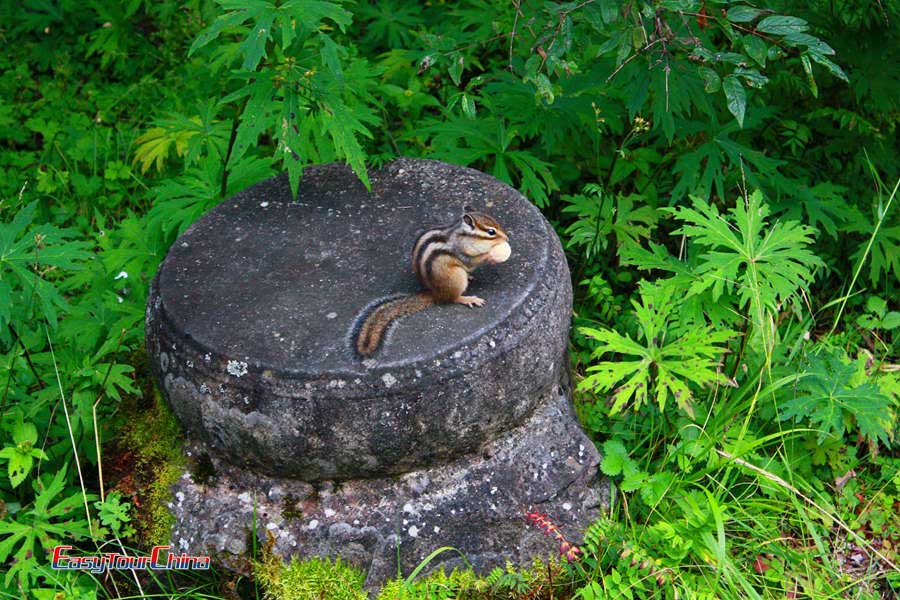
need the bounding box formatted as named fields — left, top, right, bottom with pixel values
left=462, top=213, right=475, bottom=229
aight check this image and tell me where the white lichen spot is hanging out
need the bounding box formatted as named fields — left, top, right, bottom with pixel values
left=227, top=360, right=248, bottom=377
left=114, top=271, right=128, bottom=280
left=324, top=508, right=336, bottom=518
left=433, top=526, right=441, bottom=534
left=181, top=242, right=189, bottom=248
left=199, top=383, right=210, bottom=395
left=308, top=520, right=319, bottom=530
left=381, top=373, right=398, bottom=388
left=238, top=492, right=252, bottom=504
left=175, top=491, right=185, bottom=503
left=490, top=486, right=498, bottom=495
left=204, top=353, right=212, bottom=362
left=266, top=522, right=278, bottom=530
left=563, top=502, right=573, bottom=511
left=402, top=519, right=409, bottom=526
left=186, top=360, right=194, bottom=368
left=489, top=339, right=496, bottom=348
left=326, top=312, right=337, bottom=319
left=353, top=519, right=360, bottom=525
left=260, top=201, right=270, bottom=208
left=408, top=525, right=419, bottom=538
left=403, top=502, right=414, bottom=514
left=453, top=351, right=463, bottom=359
left=179, top=538, right=190, bottom=551
left=363, top=358, right=378, bottom=369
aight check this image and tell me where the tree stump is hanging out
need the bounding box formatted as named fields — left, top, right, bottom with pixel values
left=145, top=158, right=605, bottom=586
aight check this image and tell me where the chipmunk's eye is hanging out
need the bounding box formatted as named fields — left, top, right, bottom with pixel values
left=487, top=228, right=496, bottom=236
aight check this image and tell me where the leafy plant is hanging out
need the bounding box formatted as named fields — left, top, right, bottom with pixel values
left=780, top=348, right=895, bottom=446
left=0, top=413, right=48, bottom=488
left=579, top=280, right=736, bottom=418
left=0, top=467, right=95, bottom=588
left=0, top=201, right=90, bottom=331
left=94, top=491, right=135, bottom=538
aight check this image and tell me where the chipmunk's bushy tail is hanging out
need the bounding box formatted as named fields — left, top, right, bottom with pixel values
left=355, top=293, right=435, bottom=357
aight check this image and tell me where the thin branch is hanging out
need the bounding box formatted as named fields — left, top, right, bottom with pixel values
left=606, top=38, right=665, bottom=83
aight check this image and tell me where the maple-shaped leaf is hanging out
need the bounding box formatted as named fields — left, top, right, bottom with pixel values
left=780, top=350, right=894, bottom=446
left=669, top=191, right=822, bottom=350
left=0, top=203, right=91, bottom=329
left=190, top=0, right=351, bottom=70
left=578, top=281, right=736, bottom=417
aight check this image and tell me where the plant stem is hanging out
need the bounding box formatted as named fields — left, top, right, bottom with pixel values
left=220, top=97, right=249, bottom=199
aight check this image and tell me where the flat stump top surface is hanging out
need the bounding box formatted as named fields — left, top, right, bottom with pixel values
left=157, top=159, right=550, bottom=373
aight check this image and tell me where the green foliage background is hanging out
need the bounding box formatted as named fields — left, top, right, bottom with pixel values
left=0, top=0, right=899, bottom=598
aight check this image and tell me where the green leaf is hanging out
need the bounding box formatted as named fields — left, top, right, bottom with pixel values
left=448, top=53, right=463, bottom=86
left=726, top=6, right=763, bottom=23
left=882, top=312, right=900, bottom=330
left=230, top=76, right=275, bottom=169
left=742, top=35, right=767, bottom=67
left=669, top=192, right=822, bottom=351
left=0, top=203, right=91, bottom=329
left=318, top=99, right=373, bottom=190
left=780, top=350, right=894, bottom=445
left=461, top=94, right=476, bottom=118
left=190, top=0, right=352, bottom=70
left=801, top=54, right=818, bottom=98
left=189, top=9, right=251, bottom=56
left=4, top=448, right=33, bottom=488
left=734, top=67, right=769, bottom=89
left=319, top=32, right=345, bottom=81
left=698, top=67, right=721, bottom=93
left=722, top=75, right=746, bottom=127
left=807, top=50, right=849, bottom=82
left=756, top=15, right=808, bottom=35
left=600, top=440, right=631, bottom=476
left=782, top=32, right=835, bottom=56
left=242, top=11, right=275, bottom=70
left=865, top=296, right=887, bottom=317
left=578, top=280, right=736, bottom=417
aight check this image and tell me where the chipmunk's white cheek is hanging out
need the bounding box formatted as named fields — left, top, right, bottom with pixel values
left=489, top=241, right=511, bottom=263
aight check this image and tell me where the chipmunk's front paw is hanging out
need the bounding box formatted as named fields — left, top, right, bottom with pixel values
left=456, top=295, right=485, bottom=307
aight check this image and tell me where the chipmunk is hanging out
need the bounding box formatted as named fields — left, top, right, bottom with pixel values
left=354, top=212, right=512, bottom=357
